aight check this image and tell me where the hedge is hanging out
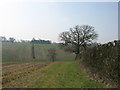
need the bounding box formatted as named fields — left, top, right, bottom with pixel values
left=79, top=40, right=120, bottom=87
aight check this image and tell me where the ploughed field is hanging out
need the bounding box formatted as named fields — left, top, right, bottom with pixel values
left=2, top=62, right=52, bottom=88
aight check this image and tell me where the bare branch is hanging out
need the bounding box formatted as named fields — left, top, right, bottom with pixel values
left=59, top=25, right=98, bottom=57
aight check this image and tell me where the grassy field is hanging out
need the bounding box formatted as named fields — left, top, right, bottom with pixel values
left=2, top=42, right=75, bottom=62
left=2, top=61, right=104, bottom=88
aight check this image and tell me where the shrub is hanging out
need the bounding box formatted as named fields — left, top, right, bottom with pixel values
left=79, top=40, right=119, bottom=87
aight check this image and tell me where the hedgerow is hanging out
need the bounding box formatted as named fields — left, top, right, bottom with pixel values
left=79, top=40, right=119, bottom=87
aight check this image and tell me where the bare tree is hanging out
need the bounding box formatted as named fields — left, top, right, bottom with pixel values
left=59, top=25, right=98, bottom=59
left=47, top=48, right=57, bottom=62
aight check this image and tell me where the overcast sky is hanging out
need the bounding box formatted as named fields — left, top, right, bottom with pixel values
left=0, top=0, right=118, bottom=43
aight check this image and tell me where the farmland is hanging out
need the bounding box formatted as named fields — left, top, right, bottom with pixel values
left=0, top=1, right=117, bottom=88
left=2, top=42, right=75, bottom=62
left=2, top=61, right=104, bottom=88
left=1, top=42, right=108, bottom=88
left=2, top=62, right=52, bottom=88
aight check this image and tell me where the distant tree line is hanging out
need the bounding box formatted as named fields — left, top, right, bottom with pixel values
left=0, top=36, right=52, bottom=44
left=31, top=38, right=51, bottom=44
left=0, top=36, right=16, bottom=43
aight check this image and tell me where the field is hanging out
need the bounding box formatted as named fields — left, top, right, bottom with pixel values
left=2, top=61, right=104, bottom=88
left=2, top=62, right=52, bottom=88
left=2, top=42, right=105, bottom=88
left=2, top=42, right=75, bottom=62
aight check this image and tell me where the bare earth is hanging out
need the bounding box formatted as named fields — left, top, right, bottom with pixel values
left=2, top=62, right=52, bottom=88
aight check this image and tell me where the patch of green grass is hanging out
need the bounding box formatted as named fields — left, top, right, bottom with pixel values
left=30, top=61, right=104, bottom=88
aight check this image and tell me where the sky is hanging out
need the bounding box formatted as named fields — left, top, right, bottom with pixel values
left=118, top=1, right=120, bottom=40
left=0, top=0, right=118, bottom=43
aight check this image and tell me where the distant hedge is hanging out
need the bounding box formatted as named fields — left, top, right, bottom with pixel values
left=79, top=40, right=119, bottom=87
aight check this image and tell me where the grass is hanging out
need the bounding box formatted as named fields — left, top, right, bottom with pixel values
left=2, top=42, right=75, bottom=62
left=3, top=61, right=104, bottom=88
left=29, top=61, right=104, bottom=88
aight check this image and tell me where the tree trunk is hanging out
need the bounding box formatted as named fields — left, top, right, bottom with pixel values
left=77, top=46, right=80, bottom=54
left=32, top=43, right=35, bottom=59
left=75, top=45, right=80, bottom=60
left=52, top=57, right=54, bottom=62
left=75, top=54, right=78, bottom=60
